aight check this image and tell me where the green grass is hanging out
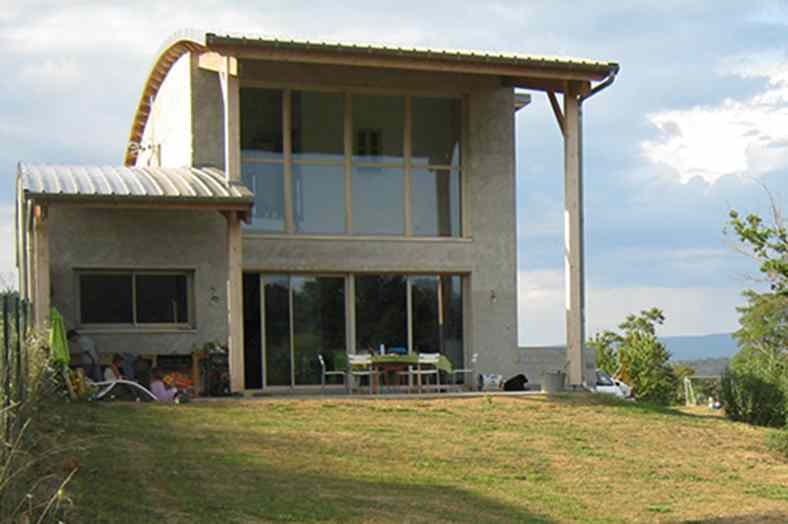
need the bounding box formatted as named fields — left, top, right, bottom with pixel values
left=50, top=394, right=788, bottom=523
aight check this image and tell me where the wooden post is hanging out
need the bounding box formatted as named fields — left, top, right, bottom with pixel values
left=564, top=84, right=585, bottom=387
left=32, top=205, right=50, bottom=329
left=220, top=55, right=240, bottom=182
left=226, top=211, right=245, bottom=392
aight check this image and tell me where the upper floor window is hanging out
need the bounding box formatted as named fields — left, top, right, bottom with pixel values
left=240, top=88, right=462, bottom=238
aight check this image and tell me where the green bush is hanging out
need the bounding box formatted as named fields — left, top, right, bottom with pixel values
left=720, top=368, right=785, bottom=427
left=766, top=429, right=788, bottom=460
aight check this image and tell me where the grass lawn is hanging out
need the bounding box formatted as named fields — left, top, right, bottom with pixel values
left=53, top=394, right=788, bottom=523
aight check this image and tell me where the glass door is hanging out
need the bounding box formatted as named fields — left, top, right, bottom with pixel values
left=263, top=275, right=292, bottom=386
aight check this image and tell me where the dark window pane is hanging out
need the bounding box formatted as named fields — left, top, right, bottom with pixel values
left=292, top=164, right=345, bottom=234
left=264, top=275, right=291, bottom=386
left=355, top=275, right=407, bottom=351
left=352, top=94, right=404, bottom=163
left=411, top=276, right=439, bottom=354
left=240, top=88, right=283, bottom=158
left=243, top=274, right=263, bottom=389
left=135, top=274, right=189, bottom=324
left=292, top=276, right=346, bottom=385
left=292, top=91, right=344, bottom=161
left=351, top=167, right=404, bottom=235
left=412, top=97, right=461, bottom=166
left=411, top=168, right=461, bottom=237
left=80, top=274, right=133, bottom=324
left=441, top=275, right=463, bottom=369
left=242, top=162, right=286, bottom=231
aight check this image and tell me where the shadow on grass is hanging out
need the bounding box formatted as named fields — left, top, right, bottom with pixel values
left=63, top=403, right=555, bottom=524
left=675, top=513, right=788, bottom=524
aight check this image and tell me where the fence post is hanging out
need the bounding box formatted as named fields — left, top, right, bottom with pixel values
left=2, top=294, right=10, bottom=444
left=15, top=297, right=24, bottom=406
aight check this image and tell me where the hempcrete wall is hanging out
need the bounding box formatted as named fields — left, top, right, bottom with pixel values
left=47, top=207, right=228, bottom=356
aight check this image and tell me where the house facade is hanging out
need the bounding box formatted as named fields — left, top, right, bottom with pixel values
left=15, top=31, right=617, bottom=392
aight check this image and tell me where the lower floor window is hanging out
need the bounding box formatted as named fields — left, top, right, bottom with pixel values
left=78, top=270, right=193, bottom=327
left=242, top=272, right=463, bottom=388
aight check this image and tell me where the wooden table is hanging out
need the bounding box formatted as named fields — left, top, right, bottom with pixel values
left=365, top=354, right=454, bottom=393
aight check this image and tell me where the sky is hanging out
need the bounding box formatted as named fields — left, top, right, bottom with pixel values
left=1, top=1, right=786, bottom=344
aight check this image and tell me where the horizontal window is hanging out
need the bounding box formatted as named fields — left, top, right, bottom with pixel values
left=78, top=270, right=193, bottom=328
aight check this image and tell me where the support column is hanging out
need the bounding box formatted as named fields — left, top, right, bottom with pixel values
left=32, top=205, right=50, bottom=329
left=226, top=211, right=245, bottom=392
left=220, top=55, right=240, bottom=181
left=564, top=84, right=585, bottom=387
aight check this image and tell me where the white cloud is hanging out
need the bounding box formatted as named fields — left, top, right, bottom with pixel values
left=518, top=269, right=744, bottom=345
left=0, top=206, right=18, bottom=290
left=641, top=51, right=788, bottom=184
left=18, top=60, right=82, bottom=90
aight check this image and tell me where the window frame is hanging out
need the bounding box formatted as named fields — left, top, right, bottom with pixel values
left=75, top=269, right=195, bottom=331
left=240, top=83, right=466, bottom=239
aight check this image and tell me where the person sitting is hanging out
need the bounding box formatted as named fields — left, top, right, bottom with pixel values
left=103, top=354, right=125, bottom=382
left=150, top=368, right=178, bottom=403
left=67, top=329, right=101, bottom=382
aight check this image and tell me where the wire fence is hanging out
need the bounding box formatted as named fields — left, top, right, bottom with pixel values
left=0, top=292, right=32, bottom=446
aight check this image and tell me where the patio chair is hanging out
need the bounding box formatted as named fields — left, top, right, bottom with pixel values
left=348, top=354, right=377, bottom=395
left=398, top=352, right=441, bottom=394
left=451, top=353, right=479, bottom=390
left=318, top=354, right=347, bottom=394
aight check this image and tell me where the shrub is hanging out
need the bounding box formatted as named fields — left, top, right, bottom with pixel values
left=720, top=367, right=785, bottom=427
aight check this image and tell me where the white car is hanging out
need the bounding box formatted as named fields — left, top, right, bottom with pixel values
left=592, top=369, right=632, bottom=399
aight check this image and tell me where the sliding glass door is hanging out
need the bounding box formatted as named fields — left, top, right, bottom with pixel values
left=243, top=273, right=464, bottom=388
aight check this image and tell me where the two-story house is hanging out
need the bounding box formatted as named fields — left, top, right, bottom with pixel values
left=15, top=31, right=618, bottom=392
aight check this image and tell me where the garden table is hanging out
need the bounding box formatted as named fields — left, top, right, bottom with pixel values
left=361, top=354, right=453, bottom=392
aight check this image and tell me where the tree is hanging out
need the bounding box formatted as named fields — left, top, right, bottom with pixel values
left=727, top=201, right=786, bottom=296
left=590, top=308, right=677, bottom=405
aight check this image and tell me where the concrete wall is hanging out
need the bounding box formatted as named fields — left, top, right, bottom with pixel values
left=48, top=207, right=228, bottom=357
left=235, top=62, right=519, bottom=377
left=136, top=53, right=193, bottom=167
left=516, top=346, right=597, bottom=387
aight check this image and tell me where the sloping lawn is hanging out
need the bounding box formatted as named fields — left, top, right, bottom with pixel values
left=55, top=394, right=788, bottom=523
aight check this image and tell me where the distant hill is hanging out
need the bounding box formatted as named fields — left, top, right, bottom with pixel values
left=660, top=333, right=739, bottom=361
left=673, top=357, right=730, bottom=377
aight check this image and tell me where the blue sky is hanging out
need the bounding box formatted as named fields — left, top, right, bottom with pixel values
left=1, top=1, right=786, bottom=344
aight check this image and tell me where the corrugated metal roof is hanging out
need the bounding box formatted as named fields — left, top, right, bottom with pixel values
left=18, top=164, right=254, bottom=205
left=205, top=32, right=619, bottom=76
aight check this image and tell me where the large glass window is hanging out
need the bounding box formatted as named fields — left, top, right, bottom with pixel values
left=355, top=275, right=407, bottom=352
left=411, top=276, right=439, bottom=354
left=411, top=168, right=461, bottom=237
left=240, top=89, right=461, bottom=237
left=292, top=276, right=346, bottom=385
left=292, top=164, right=345, bottom=234
left=78, top=271, right=192, bottom=327
left=351, top=167, right=405, bottom=235
left=263, top=275, right=291, bottom=386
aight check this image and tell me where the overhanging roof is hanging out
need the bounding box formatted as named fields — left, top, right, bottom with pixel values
left=125, top=30, right=619, bottom=165
left=18, top=163, right=254, bottom=210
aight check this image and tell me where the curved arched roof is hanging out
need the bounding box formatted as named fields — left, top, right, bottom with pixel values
left=124, top=31, right=207, bottom=166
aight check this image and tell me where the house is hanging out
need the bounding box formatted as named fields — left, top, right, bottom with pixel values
left=14, top=31, right=618, bottom=392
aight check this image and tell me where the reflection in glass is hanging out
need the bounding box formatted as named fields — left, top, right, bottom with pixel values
left=411, top=168, right=461, bottom=237
left=242, top=162, right=286, bottom=231
left=292, top=91, right=344, bottom=161
left=243, top=274, right=263, bottom=389
left=411, top=276, right=439, bottom=354
left=240, top=88, right=284, bottom=157
left=355, top=275, right=407, bottom=351
left=441, top=275, right=463, bottom=369
left=412, top=97, right=461, bottom=166
left=352, top=167, right=404, bottom=235
left=352, top=94, right=405, bottom=163
left=292, top=164, right=345, bottom=234
left=135, top=274, right=189, bottom=324
left=292, top=276, right=346, bottom=385
left=263, top=275, right=291, bottom=386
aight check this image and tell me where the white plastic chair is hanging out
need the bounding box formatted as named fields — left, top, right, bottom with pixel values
left=348, top=354, right=377, bottom=395
left=399, top=353, right=441, bottom=394
left=318, top=354, right=347, bottom=394
left=451, top=352, right=478, bottom=390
